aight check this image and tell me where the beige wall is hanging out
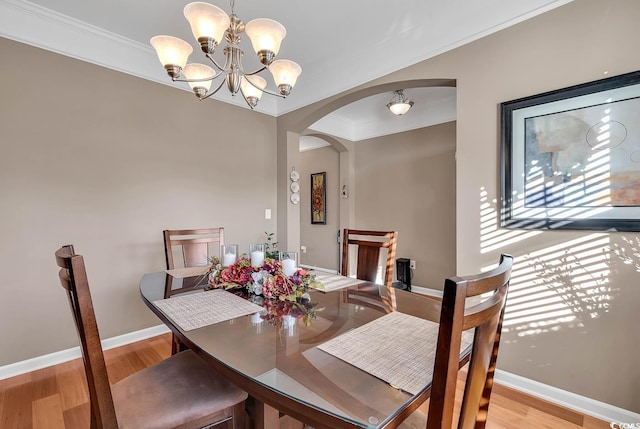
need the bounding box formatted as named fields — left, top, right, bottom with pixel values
left=277, top=0, right=640, bottom=413
left=299, top=146, right=341, bottom=270
left=354, top=123, right=456, bottom=288
left=0, top=38, right=277, bottom=365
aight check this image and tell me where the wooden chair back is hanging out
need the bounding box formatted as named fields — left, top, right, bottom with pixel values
left=340, top=229, right=398, bottom=288
left=55, top=244, right=118, bottom=428
left=163, top=227, right=224, bottom=269
left=427, top=254, right=513, bottom=429
left=56, top=245, right=247, bottom=428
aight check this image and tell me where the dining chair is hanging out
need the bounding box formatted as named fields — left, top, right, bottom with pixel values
left=163, top=227, right=225, bottom=269
left=163, top=227, right=225, bottom=354
left=55, top=244, right=247, bottom=429
left=341, top=228, right=398, bottom=310
left=396, top=254, right=514, bottom=429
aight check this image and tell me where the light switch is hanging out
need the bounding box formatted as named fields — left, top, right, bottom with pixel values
left=265, top=209, right=271, bottom=219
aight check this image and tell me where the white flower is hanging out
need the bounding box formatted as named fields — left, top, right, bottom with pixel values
left=251, top=270, right=272, bottom=295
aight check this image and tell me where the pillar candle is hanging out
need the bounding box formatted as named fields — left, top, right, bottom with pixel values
left=282, top=258, right=297, bottom=277
left=223, top=252, right=236, bottom=266
left=251, top=250, right=264, bottom=267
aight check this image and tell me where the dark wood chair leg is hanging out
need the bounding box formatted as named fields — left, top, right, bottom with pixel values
left=232, top=402, right=246, bottom=429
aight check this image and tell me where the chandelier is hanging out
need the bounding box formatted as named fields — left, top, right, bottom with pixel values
left=387, top=90, right=414, bottom=116
left=150, top=0, right=302, bottom=109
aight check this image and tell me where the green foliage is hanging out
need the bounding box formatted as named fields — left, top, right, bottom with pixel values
left=264, top=231, right=279, bottom=259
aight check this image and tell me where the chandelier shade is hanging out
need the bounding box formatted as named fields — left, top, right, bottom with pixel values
left=245, top=18, right=286, bottom=60
left=150, top=36, right=193, bottom=75
left=183, top=2, right=230, bottom=46
left=150, top=0, right=301, bottom=109
left=387, top=90, right=414, bottom=115
left=269, top=59, right=302, bottom=95
left=182, top=63, right=215, bottom=96
left=240, top=75, right=267, bottom=107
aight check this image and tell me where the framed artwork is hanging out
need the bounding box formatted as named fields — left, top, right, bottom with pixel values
left=500, top=70, right=640, bottom=231
left=311, top=172, right=327, bottom=225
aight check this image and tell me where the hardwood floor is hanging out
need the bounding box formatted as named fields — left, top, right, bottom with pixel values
left=0, top=333, right=610, bottom=428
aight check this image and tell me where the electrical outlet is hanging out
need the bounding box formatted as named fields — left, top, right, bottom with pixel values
left=410, top=260, right=416, bottom=270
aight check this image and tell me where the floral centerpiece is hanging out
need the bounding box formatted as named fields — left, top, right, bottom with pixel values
left=207, top=255, right=319, bottom=302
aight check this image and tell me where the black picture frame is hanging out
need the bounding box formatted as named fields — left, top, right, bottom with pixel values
left=311, top=172, right=327, bottom=225
left=500, top=70, right=640, bottom=232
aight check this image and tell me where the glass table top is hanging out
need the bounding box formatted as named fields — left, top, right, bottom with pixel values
left=140, top=271, right=444, bottom=428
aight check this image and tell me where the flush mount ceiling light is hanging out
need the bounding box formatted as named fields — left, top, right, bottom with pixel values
left=150, top=0, right=302, bottom=109
left=386, top=90, right=414, bottom=115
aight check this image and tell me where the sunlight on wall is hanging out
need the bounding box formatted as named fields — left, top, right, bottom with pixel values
left=503, top=233, right=612, bottom=337
left=480, top=187, right=541, bottom=253
left=480, top=188, right=614, bottom=338
left=611, top=235, right=640, bottom=272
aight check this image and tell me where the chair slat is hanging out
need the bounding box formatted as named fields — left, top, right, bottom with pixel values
left=163, top=227, right=224, bottom=270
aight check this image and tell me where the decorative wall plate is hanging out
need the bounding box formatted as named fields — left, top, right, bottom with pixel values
left=290, top=193, right=300, bottom=204
left=290, top=169, right=300, bottom=182
left=290, top=182, right=300, bottom=192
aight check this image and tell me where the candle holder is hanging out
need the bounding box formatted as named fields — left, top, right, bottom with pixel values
left=279, top=251, right=298, bottom=277
left=249, top=244, right=265, bottom=267
left=221, top=244, right=238, bottom=267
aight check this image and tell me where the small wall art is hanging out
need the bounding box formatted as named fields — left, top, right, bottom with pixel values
left=311, top=172, right=327, bottom=225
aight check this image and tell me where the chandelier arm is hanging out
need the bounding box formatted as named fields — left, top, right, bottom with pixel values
left=171, top=69, right=225, bottom=84
left=198, top=79, right=227, bottom=101
left=242, top=66, right=268, bottom=76
left=254, top=85, right=286, bottom=99
left=238, top=73, right=284, bottom=99
left=205, top=53, right=228, bottom=72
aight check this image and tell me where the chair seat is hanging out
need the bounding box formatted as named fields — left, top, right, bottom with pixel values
left=112, top=350, right=247, bottom=429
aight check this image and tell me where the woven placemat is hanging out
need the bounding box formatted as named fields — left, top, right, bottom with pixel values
left=310, top=272, right=365, bottom=292
left=165, top=266, right=209, bottom=279
left=317, top=311, right=473, bottom=395
left=153, top=289, right=264, bottom=331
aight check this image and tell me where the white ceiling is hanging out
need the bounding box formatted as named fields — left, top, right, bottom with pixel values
left=308, top=87, right=457, bottom=141
left=0, top=0, right=572, bottom=140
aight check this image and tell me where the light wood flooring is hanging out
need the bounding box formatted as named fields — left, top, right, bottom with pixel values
left=0, top=333, right=610, bottom=428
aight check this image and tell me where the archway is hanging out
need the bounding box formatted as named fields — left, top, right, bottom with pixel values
left=276, top=79, right=457, bottom=261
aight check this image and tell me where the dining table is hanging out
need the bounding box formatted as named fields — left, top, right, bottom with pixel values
left=139, top=269, right=471, bottom=429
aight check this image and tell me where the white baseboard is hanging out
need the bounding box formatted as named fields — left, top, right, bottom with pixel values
left=0, top=324, right=170, bottom=381
left=300, top=264, right=337, bottom=274
left=409, top=285, right=443, bottom=298
left=494, top=369, right=640, bottom=424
